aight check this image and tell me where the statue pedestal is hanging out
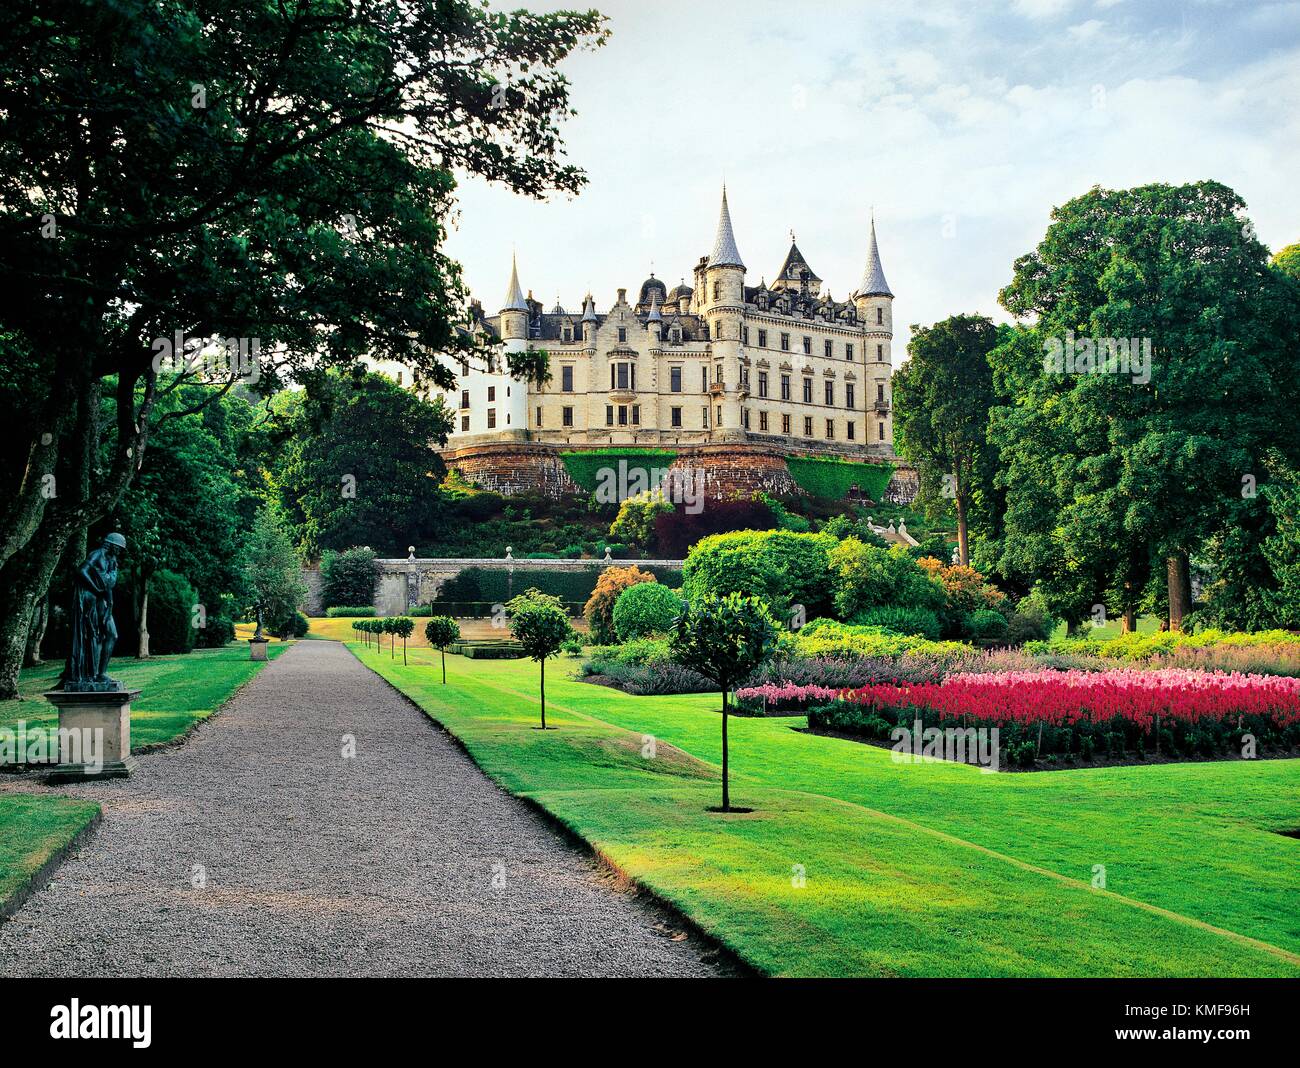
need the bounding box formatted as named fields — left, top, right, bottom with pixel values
left=41, top=689, right=140, bottom=782
left=248, top=638, right=269, bottom=661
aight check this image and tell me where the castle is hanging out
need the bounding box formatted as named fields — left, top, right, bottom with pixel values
left=394, top=188, right=904, bottom=500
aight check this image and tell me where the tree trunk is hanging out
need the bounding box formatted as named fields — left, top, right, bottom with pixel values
left=539, top=657, right=546, bottom=729
left=23, top=596, right=48, bottom=667
left=1166, top=553, right=1192, bottom=631
left=0, top=528, right=76, bottom=697
left=721, top=689, right=730, bottom=811
left=954, top=493, right=969, bottom=567
left=441, top=648, right=446, bottom=684
left=1121, top=606, right=1136, bottom=633
left=137, top=585, right=151, bottom=659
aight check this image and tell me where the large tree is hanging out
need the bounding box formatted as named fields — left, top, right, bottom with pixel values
left=0, top=0, right=606, bottom=695
left=892, top=314, right=1002, bottom=566
left=990, top=181, right=1300, bottom=631
left=268, top=370, right=453, bottom=557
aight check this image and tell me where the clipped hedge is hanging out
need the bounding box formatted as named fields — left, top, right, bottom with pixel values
left=786, top=456, right=893, bottom=501
left=325, top=606, right=376, bottom=617
left=559, top=448, right=677, bottom=492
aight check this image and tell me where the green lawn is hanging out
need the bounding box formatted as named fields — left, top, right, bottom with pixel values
left=0, top=642, right=291, bottom=752
left=0, top=794, right=100, bottom=917
left=351, top=640, right=1300, bottom=978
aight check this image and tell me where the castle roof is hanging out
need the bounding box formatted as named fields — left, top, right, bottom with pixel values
left=773, top=238, right=821, bottom=289
left=856, top=218, right=892, bottom=298
left=501, top=253, right=528, bottom=312
left=707, top=186, right=745, bottom=270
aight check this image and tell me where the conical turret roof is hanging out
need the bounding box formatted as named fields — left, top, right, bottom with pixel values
left=707, top=186, right=745, bottom=270
left=856, top=217, right=892, bottom=298
left=501, top=253, right=528, bottom=312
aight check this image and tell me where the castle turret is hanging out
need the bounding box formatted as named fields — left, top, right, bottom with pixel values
left=494, top=253, right=529, bottom=435
left=703, top=186, right=746, bottom=439
left=853, top=217, right=894, bottom=452
left=499, top=253, right=529, bottom=341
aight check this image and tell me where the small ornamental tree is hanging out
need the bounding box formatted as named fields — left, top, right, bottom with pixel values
left=391, top=617, right=415, bottom=664
left=507, top=589, right=578, bottom=729
left=612, top=581, right=683, bottom=641
left=425, top=616, right=461, bottom=684
left=669, top=593, right=780, bottom=812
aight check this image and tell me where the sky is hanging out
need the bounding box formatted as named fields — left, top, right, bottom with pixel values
left=443, top=0, right=1300, bottom=358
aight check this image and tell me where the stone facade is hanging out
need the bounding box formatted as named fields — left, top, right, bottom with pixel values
left=418, top=188, right=898, bottom=468
left=441, top=441, right=582, bottom=498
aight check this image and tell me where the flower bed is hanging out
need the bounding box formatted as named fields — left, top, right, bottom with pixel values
left=809, top=669, right=1300, bottom=767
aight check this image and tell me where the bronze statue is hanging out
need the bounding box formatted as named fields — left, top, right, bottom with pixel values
left=61, top=533, right=126, bottom=692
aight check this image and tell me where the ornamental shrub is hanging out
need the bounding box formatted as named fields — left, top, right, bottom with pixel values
left=682, top=530, right=836, bottom=620
left=828, top=538, right=945, bottom=620
left=325, top=605, right=376, bottom=617
left=855, top=605, right=942, bottom=640
left=965, top=608, right=1009, bottom=641
left=320, top=546, right=378, bottom=610
left=612, top=581, right=683, bottom=641
left=147, top=569, right=198, bottom=655
left=583, top=565, right=656, bottom=644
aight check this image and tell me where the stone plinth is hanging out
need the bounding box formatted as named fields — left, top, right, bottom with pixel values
left=249, top=638, right=269, bottom=661
left=42, top=689, right=140, bottom=781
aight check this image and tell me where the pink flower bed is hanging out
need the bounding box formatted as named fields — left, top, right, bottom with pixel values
left=839, top=668, right=1300, bottom=730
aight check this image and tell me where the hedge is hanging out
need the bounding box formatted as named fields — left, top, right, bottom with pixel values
left=325, top=606, right=376, bottom=617
left=427, top=600, right=586, bottom=618
left=786, top=456, right=894, bottom=501
left=559, top=448, right=677, bottom=492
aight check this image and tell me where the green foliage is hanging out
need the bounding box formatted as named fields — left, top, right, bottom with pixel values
left=559, top=450, right=677, bottom=492
left=320, top=547, right=379, bottom=611
left=270, top=373, right=453, bottom=558
left=270, top=611, right=310, bottom=639
left=425, top=616, right=461, bottom=649
left=855, top=605, right=941, bottom=640
left=964, top=608, right=1009, bottom=641
left=892, top=315, right=1004, bottom=562
left=790, top=618, right=971, bottom=663
left=785, top=457, right=893, bottom=501
left=240, top=506, right=307, bottom=635
left=682, top=530, right=837, bottom=620
left=194, top=615, right=235, bottom=649
left=1273, top=242, right=1300, bottom=281
left=670, top=593, right=780, bottom=693
left=506, top=589, right=578, bottom=662
left=145, top=570, right=199, bottom=655
left=612, top=582, right=683, bottom=641
left=583, top=565, right=657, bottom=644
left=325, top=606, right=376, bottom=617
left=828, top=538, right=945, bottom=620
left=608, top=490, right=674, bottom=549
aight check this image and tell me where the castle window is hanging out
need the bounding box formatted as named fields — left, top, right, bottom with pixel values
left=846, top=343, right=854, bottom=361
left=803, top=416, right=813, bottom=436
left=610, top=362, right=635, bottom=391
left=780, top=374, right=791, bottom=400
left=563, top=406, right=574, bottom=428
left=562, top=326, right=572, bottom=343
left=824, top=339, right=833, bottom=359
left=826, top=419, right=834, bottom=439
left=702, top=367, right=709, bottom=391
left=459, top=358, right=469, bottom=376
left=742, top=408, right=750, bottom=430
left=877, top=307, right=884, bottom=324
left=671, top=406, right=682, bottom=428
left=824, top=381, right=834, bottom=406
left=879, top=421, right=886, bottom=440
left=780, top=333, right=790, bottom=351
left=713, top=320, right=722, bottom=340
left=759, top=410, right=769, bottom=432
left=846, top=383, right=856, bottom=408
left=713, top=281, right=720, bottom=301
left=742, top=326, right=750, bottom=345
left=758, top=371, right=768, bottom=398
left=802, top=378, right=813, bottom=404
left=803, top=336, right=811, bottom=355
left=715, top=363, right=723, bottom=384
left=877, top=383, right=886, bottom=402
left=606, top=405, right=614, bottom=426
left=702, top=406, right=709, bottom=428
left=877, top=344, right=884, bottom=361
left=847, top=421, right=856, bottom=440
left=618, top=405, right=628, bottom=426
left=460, top=389, right=470, bottom=409
left=536, top=406, right=542, bottom=427
left=561, top=365, right=574, bottom=392
left=487, top=385, right=496, bottom=402
left=716, top=405, right=723, bottom=426
left=670, top=366, right=682, bottom=392
left=487, top=408, right=496, bottom=429
left=781, top=414, right=791, bottom=434
left=460, top=415, right=469, bottom=432
left=632, top=405, right=640, bottom=425
left=758, top=328, right=767, bottom=347
left=618, top=326, right=627, bottom=343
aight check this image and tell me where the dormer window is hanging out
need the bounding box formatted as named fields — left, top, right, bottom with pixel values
left=562, top=325, right=572, bottom=343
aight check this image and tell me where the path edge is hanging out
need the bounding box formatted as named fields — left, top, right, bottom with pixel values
left=342, top=642, right=761, bottom=978
left=0, top=806, right=103, bottom=927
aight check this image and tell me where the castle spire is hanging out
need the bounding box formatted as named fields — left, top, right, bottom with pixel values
left=856, top=216, right=893, bottom=298
left=646, top=291, right=662, bottom=322
left=707, top=185, right=745, bottom=270
left=581, top=292, right=598, bottom=323
left=501, top=252, right=528, bottom=312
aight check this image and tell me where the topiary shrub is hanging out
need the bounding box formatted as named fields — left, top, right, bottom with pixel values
left=854, top=605, right=942, bottom=640
left=612, top=581, right=683, bottom=641
left=583, top=565, right=656, bottom=644
left=270, top=610, right=310, bottom=639
left=682, top=529, right=837, bottom=620
left=325, top=605, right=376, bottom=617
left=147, top=569, right=199, bottom=654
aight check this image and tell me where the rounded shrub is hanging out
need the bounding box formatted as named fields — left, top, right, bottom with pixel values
left=612, top=581, right=683, bottom=641
left=195, top=615, right=236, bottom=648
left=965, top=608, right=1009, bottom=641
left=147, top=569, right=199, bottom=654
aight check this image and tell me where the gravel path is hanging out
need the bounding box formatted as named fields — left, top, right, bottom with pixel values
left=0, top=641, right=727, bottom=977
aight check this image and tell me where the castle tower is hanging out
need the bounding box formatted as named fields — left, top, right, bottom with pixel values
left=703, top=186, right=746, bottom=439
left=494, top=253, right=529, bottom=435
left=853, top=216, right=894, bottom=449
